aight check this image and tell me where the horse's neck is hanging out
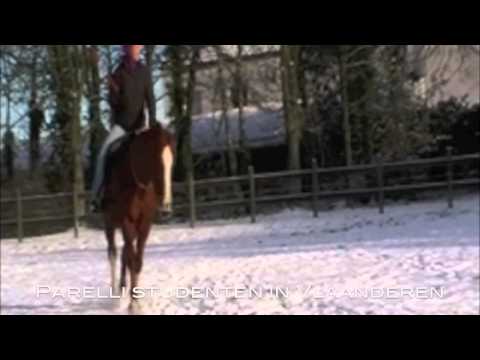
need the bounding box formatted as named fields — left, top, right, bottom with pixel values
left=129, top=130, right=158, bottom=180
left=132, top=130, right=153, bottom=149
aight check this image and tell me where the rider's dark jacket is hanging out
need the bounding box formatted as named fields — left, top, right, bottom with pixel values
left=109, top=59, right=156, bottom=132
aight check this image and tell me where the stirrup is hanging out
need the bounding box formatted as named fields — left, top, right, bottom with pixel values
left=90, top=191, right=105, bottom=213
left=90, top=199, right=102, bottom=213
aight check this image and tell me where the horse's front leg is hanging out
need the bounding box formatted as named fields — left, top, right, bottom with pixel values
left=106, top=226, right=118, bottom=295
left=121, top=220, right=138, bottom=300
left=128, top=217, right=153, bottom=314
left=133, top=218, right=152, bottom=291
left=120, top=245, right=128, bottom=294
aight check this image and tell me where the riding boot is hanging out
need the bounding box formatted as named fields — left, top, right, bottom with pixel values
left=90, top=197, right=102, bottom=213
left=90, top=187, right=105, bottom=213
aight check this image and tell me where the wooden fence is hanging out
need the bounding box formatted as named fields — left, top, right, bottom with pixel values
left=1, top=149, right=479, bottom=242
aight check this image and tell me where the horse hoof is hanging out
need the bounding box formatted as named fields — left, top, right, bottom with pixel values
left=128, top=301, right=142, bottom=315
left=159, top=204, right=173, bottom=219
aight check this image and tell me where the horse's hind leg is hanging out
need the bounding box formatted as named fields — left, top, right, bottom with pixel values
left=106, top=226, right=118, bottom=295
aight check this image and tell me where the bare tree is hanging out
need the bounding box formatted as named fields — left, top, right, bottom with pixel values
left=46, top=45, right=85, bottom=210
left=235, top=45, right=252, bottom=173
left=82, top=45, right=107, bottom=185
left=1, top=48, right=16, bottom=180
left=281, top=45, right=305, bottom=191
left=165, top=45, right=201, bottom=181
left=145, top=45, right=156, bottom=123
left=27, top=46, right=47, bottom=176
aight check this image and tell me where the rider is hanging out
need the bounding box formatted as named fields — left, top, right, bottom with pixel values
left=90, top=45, right=157, bottom=213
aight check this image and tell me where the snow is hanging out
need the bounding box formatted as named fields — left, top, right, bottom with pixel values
left=1, top=194, right=479, bottom=315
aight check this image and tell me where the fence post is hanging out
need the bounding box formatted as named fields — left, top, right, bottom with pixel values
left=376, top=155, right=385, bottom=214
left=72, top=188, right=79, bottom=238
left=188, top=171, right=196, bottom=228
left=447, top=146, right=453, bottom=209
left=249, top=166, right=257, bottom=224
left=312, top=158, right=319, bottom=218
left=16, top=188, right=23, bottom=243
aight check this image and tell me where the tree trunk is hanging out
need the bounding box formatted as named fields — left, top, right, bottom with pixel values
left=29, top=52, right=44, bottom=176
left=217, top=62, right=243, bottom=207
left=170, top=47, right=186, bottom=181
left=29, top=106, right=44, bottom=176
left=83, top=45, right=105, bottom=187
left=145, top=45, right=156, bottom=125
left=182, top=49, right=200, bottom=180
left=281, top=45, right=305, bottom=192
left=169, top=46, right=199, bottom=182
left=217, top=61, right=239, bottom=179
left=0, top=53, right=3, bottom=181
left=71, top=45, right=85, bottom=217
left=236, top=45, right=251, bottom=174
left=46, top=45, right=85, bottom=200
left=338, top=47, right=353, bottom=168
left=2, top=56, right=15, bottom=180
left=338, top=47, right=355, bottom=203
left=47, top=46, right=69, bottom=190
left=4, top=81, right=15, bottom=180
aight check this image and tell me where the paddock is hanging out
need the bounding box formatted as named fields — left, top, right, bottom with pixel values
left=1, top=194, right=478, bottom=315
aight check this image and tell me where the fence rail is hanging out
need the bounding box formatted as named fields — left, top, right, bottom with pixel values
left=1, top=150, right=479, bottom=242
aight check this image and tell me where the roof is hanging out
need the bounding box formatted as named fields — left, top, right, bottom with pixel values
left=191, top=105, right=286, bottom=154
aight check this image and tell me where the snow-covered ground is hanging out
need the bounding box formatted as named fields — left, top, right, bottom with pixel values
left=1, top=194, right=479, bottom=315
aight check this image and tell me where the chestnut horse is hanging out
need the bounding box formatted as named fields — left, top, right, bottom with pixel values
left=101, top=124, right=175, bottom=306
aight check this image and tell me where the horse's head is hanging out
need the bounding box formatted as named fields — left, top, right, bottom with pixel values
left=150, top=124, right=176, bottom=217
